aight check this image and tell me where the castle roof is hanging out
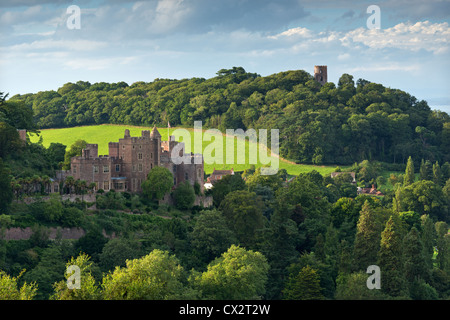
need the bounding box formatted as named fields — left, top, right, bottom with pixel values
left=150, top=126, right=161, bottom=138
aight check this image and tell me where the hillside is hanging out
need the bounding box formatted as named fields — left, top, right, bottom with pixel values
left=29, top=124, right=338, bottom=176
left=10, top=67, right=450, bottom=165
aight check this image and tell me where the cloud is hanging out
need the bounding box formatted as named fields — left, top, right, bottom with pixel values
left=268, top=27, right=314, bottom=39
left=340, top=21, right=450, bottom=54
left=8, top=39, right=107, bottom=52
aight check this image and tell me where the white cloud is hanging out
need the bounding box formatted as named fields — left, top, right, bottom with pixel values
left=340, top=21, right=450, bottom=54
left=9, top=39, right=107, bottom=52
left=268, top=27, right=313, bottom=39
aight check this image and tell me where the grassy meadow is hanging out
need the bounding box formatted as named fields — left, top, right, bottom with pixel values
left=29, top=124, right=339, bottom=176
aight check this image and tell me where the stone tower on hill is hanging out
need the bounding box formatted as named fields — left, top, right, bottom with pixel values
left=314, top=65, right=327, bottom=85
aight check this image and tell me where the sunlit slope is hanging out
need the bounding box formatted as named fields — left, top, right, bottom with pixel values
left=30, top=124, right=337, bottom=176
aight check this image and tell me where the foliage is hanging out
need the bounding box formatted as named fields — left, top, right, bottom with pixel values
left=0, top=269, right=37, bottom=300
left=219, top=190, right=266, bottom=248
left=189, top=209, right=237, bottom=265
left=190, top=245, right=269, bottom=300
left=283, top=265, right=324, bottom=300
left=63, top=139, right=87, bottom=170
left=141, top=166, right=173, bottom=201
left=102, top=249, right=192, bottom=300
left=173, top=181, right=196, bottom=210
left=51, top=253, right=102, bottom=300
left=11, top=69, right=449, bottom=165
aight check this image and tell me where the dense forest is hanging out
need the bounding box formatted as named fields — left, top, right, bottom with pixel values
left=8, top=67, right=450, bottom=165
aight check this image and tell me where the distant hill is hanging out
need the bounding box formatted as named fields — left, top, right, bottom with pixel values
left=10, top=67, right=450, bottom=165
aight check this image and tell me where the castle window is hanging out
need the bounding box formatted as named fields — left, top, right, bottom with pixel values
left=132, top=145, right=135, bottom=149
left=103, top=181, right=109, bottom=190
left=139, top=145, right=142, bottom=149
left=73, top=165, right=77, bottom=174
left=103, top=165, right=109, bottom=173
left=115, top=164, right=120, bottom=172
left=185, top=172, right=189, bottom=181
left=138, top=163, right=143, bottom=172
left=93, top=165, right=99, bottom=173
left=138, top=153, right=143, bottom=160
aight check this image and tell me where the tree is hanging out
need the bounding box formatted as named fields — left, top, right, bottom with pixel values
left=210, top=173, right=246, bottom=207
left=62, top=139, right=88, bottom=170
left=394, top=180, right=448, bottom=222
left=0, top=158, right=13, bottom=214
left=421, top=215, right=436, bottom=269
left=102, top=249, right=194, bottom=300
left=377, top=216, right=407, bottom=297
left=190, top=245, right=269, bottom=300
left=433, top=161, right=443, bottom=186
left=173, top=181, right=195, bottom=210
left=189, top=209, right=236, bottom=265
left=51, top=253, right=102, bottom=300
left=435, top=222, right=449, bottom=272
left=22, top=244, right=67, bottom=299
left=46, top=142, right=66, bottom=169
left=353, top=201, right=381, bottom=271
left=419, top=159, right=432, bottom=181
left=283, top=265, right=324, bottom=300
left=141, top=166, right=173, bottom=201
left=335, top=271, right=387, bottom=300
left=0, top=121, right=22, bottom=158
left=219, top=190, right=266, bottom=248
left=403, top=227, right=429, bottom=284
left=0, top=270, right=37, bottom=300
left=99, top=238, right=142, bottom=272
left=74, top=229, right=108, bottom=262
left=404, top=156, right=415, bottom=186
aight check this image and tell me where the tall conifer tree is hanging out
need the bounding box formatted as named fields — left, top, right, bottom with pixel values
left=404, top=156, right=415, bottom=186
left=378, top=216, right=407, bottom=297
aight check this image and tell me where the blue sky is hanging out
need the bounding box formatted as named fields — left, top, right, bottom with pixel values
left=1, top=0, right=449, bottom=112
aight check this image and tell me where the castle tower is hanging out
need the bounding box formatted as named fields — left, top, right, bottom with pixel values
left=314, top=65, right=327, bottom=85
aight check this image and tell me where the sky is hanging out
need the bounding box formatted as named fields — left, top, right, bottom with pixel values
left=0, top=0, right=449, bottom=112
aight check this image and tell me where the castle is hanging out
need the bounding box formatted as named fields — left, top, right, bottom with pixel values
left=69, top=127, right=204, bottom=193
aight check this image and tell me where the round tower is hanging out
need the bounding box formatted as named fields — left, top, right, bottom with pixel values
left=314, top=65, right=327, bottom=85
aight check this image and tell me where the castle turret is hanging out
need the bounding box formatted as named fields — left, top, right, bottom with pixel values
left=314, top=65, right=327, bottom=85
left=150, top=126, right=161, bottom=139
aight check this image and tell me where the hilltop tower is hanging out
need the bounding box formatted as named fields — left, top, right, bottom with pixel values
left=314, top=65, right=327, bottom=85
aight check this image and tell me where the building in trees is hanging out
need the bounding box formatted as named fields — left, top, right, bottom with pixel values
left=68, top=127, right=204, bottom=193
left=314, top=65, right=328, bottom=85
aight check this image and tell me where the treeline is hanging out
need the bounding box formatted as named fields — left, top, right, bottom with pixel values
left=9, top=67, right=450, bottom=164
left=1, top=160, right=449, bottom=300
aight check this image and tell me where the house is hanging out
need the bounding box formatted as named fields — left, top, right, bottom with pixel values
left=357, top=184, right=384, bottom=196
left=206, top=168, right=234, bottom=185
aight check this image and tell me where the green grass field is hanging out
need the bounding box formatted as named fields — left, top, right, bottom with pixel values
left=30, top=124, right=339, bottom=176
